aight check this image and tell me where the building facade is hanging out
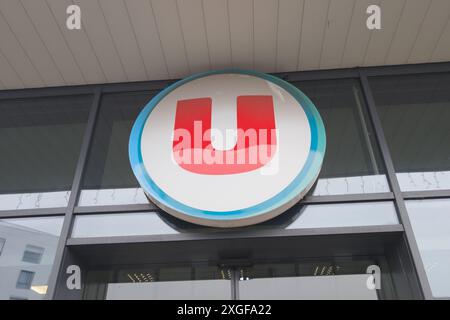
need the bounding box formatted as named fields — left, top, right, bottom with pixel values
left=1, top=64, right=449, bottom=300
left=0, top=0, right=450, bottom=300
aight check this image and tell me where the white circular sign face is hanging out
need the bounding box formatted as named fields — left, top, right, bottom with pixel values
left=129, top=70, right=326, bottom=227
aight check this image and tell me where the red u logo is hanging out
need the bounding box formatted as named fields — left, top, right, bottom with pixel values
left=172, top=95, right=277, bottom=175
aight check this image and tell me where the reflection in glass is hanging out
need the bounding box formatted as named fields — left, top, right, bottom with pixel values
left=71, top=202, right=398, bottom=239
left=83, top=265, right=232, bottom=300
left=286, top=201, right=399, bottom=229
left=0, top=95, right=91, bottom=210
left=78, top=188, right=148, bottom=207
left=16, top=270, right=35, bottom=289
left=22, top=245, right=44, bottom=264
left=406, top=199, right=450, bottom=298
left=0, top=191, right=70, bottom=211
left=370, top=73, right=450, bottom=192
left=71, top=212, right=178, bottom=238
left=0, top=217, right=63, bottom=300
left=238, top=259, right=381, bottom=299
left=79, top=92, right=156, bottom=206
left=295, top=79, right=389, bottom=196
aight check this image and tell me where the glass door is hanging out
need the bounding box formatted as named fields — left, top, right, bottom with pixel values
left=236, top=257, right=393, bottom=300
left=80, top=256, right=394, bottom=300
left=82, top=264, right=233, bottom=300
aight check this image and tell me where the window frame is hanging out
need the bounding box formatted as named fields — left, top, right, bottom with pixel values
left=16, top=270, right=35, bottom=290
left=0, top=237, right=5, bottom=256
left=22, top=245, right=45, bottom=264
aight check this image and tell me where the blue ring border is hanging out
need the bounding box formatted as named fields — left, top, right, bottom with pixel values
left=129, top=69, right=326, bottom=221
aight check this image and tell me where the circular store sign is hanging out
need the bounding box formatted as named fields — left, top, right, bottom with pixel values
left=129, top=70, right=326, bottom=227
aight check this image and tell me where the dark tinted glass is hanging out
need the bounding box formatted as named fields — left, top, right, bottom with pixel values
left=0, top=95, right=91, bottom=210
left=370, top=73, right=450, bottom=191
left=295, top=79, right=389, bottom=195
left=79, top=91, right=156, bottom=206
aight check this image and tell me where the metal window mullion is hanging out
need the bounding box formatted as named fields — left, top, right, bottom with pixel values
left=0, top=207, right=66, bottom=218
left=45, top=88, right=102, bottom=299
left=403, top=189, right=450, bottom=200
left=1, top=62, right=450, bottom=100
left=0, top=86, right=97, bottom=100
left=361, top=62, right=450, bottom=77
left=231, top=268, right=240, bottom=300
left=359, top=72, right=433, bottom=300
left=352, top=85, right=379, bottom=174
left=73, top=203, right=159, bottom=214
left=302, top=192, right=394, bottom=204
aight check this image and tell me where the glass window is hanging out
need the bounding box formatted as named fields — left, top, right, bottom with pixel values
left=78, top=81, right=389, bottom=208
left=22, top=245, right=45, bottom=264
left=406, top=199, right=450, bottom=298
left=238, top=258, right=383, bottom=299
left=78, top=92, right=156, bottom=206
left=0, top=237, right=5, bottom=255
left=295, top=79, right=389, bottom=196
left=71, top=202, right=398, bottom=239
left=0, top=216, right=64, bottom=299
left=16, top=270, right=35, bottom=289
left=369, top=73, right=450, bottom=192
left=71, top=212, right=178, bottom=238
left=285, top=201, right=399, bottom=229
left=82, top=265, right=232, bottom=300
left=0, top=95, right=92, bottom=210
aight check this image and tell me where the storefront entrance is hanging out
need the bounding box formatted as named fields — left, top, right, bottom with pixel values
left=86, top=258, right=382, bottom=300
left=54, top=227, right=420, bottom=300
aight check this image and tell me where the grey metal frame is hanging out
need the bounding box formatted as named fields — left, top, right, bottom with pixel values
left=1, top=61, right=450, bottom=300
left=359, top=72, right=433, bottom=299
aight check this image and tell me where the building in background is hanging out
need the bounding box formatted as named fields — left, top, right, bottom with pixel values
left=0, top=218, right=62, bottom=300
